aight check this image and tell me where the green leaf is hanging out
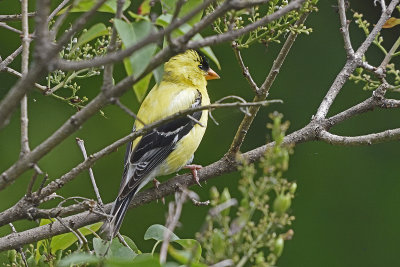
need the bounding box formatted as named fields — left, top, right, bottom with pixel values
left=72, top=23, right=108, bottom=52
left=50, top=222, right=103, bottom=254
left=161, top=0, right=203, bottom=26
left=153, top=64, right=164, bottom=84
left=106, top=253, right=160, bottom=267
left=93, top=237, right=110, bottom=257
left=144, top=224, right=179, bottom=242
left=121, top=235, right=141, bottom=254
left=128, top=10, right=151, bottom=22
left=115, top=19, right=157, bottom=101
left=93, top=237, right=137, bottom=259
left=156, top=14, right=220, bottom=69
left=109, top=237, right=137, bottom=260
left=59, top=0, right=131, bottom=14
left=134, top=72, right=153, bottom=102
left=167, top=245, right=207, bottom=267
left=58, top=252, right=100, bottom=266
left=173, top=239, right=202, bottom=263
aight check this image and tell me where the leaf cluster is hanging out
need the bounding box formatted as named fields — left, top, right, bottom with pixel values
left=208, top=0, right=317, bottom=49
left=197, top=112, right=295, bottom=267
left=349, top=11, right=400, bottom=92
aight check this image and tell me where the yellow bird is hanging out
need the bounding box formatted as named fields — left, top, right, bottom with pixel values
left=101, top=50, right=220, bottom=239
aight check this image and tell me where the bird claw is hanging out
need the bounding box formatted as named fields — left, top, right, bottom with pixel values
left=184, top=164, right=202, bottom=187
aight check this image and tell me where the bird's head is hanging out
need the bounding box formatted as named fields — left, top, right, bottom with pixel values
left=163, top=50, right=220, bottom=86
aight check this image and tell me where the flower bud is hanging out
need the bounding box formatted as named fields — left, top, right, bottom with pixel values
left=273, top=193, right=291, bottom=215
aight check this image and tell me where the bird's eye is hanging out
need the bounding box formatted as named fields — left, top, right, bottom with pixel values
left=198, top=64, right=207, bottom=71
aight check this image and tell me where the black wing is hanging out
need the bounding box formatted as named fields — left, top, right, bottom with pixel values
left=118, top=90, right=203, bottom=199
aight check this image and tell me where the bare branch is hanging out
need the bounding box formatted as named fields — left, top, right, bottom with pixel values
left=160, top=190, right=187, bottom=263
left=1, top=67, right=47, bottom=91
left=8, top=223, right=28, bottom=267
left=47, top=0, right=71, bottom=24
left=186, top=0, right=305, bottom=49
left=338, top=0, right=354, bottom=57
left=0, top=99, right=280, bottom=226
left=232, top=42, right=259, bottom=94
left=378, top=35, right=400, bottom=71
left=76, top=138, right=104, bottom=208
left=55, top=0, right=217, bottom=71
left=20, top=0, right=31, bottom=157
left=0, top=46, right=23, bottom=71
left=228, top=12, right=309, bottom=155
left=314, top=0, right=399, bottom=120
left=0, top=12, right=35, bottom=22
left=319, top=128, right=400, bottom=146
left=102, top=0, right=125, bottom=91
left=0, top=23, right=22, bottom=34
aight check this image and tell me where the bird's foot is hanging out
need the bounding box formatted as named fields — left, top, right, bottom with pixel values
left=184, top=164, right=202, bottom=187
left=153, top=178, right=165, bottom=204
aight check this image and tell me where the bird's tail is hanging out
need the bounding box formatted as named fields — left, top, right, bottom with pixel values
left=99, top=190, right=137, bottom=240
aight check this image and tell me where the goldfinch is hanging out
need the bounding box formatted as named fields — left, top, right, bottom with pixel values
left=101, top=50, right=220, bottom=239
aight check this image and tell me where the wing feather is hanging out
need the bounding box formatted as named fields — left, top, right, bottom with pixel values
left=118, top=90, right=203, bottom=199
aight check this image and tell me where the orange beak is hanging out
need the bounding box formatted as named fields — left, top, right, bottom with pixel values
left=205, top=68, right=220, bottom=80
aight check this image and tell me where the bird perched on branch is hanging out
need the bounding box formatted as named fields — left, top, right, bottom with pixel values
left=100, top=50, right=220, bottom=240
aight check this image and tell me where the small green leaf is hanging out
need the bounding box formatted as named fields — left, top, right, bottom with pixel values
left=173, top=239, right=202, bottom=263
left=59, top=0, right=131, bottom=14
left=167, top=245, right=207, bottom=267
left=93, top=237, right=137, bottom=259
left=58, top=253, right=100, bottom=266
left=161, top=0, right=203, bottom=26
left=134, top=72, right=153, bottom=102
left=115, top=19, right=157, bottom=101
left=109, top=237, right=137, bottom=260
left=50, top=222, right=103, bottom=254
left=144, top=224, right=179, bottom=242
left=93, top=237, right=110, bottom=257
left=121, top=235, right=141, bottom=254
left=72, top=23, right=108, bottom=52
left=128, top=10, right=151, bottom=21
left=153, top=64, right=164, bottom=84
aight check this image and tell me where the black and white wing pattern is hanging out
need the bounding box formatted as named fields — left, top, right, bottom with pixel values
left=103, top=90, right=203, bottom=239
left=119, top=90, right=203, bottom=198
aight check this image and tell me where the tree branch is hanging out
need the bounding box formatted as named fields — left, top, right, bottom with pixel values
left=228, top=11, right=309, bottom=155
left=314, top=0, right=399, bottom=120
left=338, top=0, right=354, bottom=57
left=20, top=0, right=31, bottom=157
left=0, top=13, right=35, bottom=22
left=318, top=128, right=400, bottom=146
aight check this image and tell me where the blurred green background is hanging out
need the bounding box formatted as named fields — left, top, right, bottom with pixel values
left=1, top=0, right=400, bottom=266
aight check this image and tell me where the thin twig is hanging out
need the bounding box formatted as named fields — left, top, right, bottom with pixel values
left=232, top=42, right=259, bottom=94
left=0, top=23, right=22, bottom=34
left=56, top=217, right=89, bottom=251
left=314, top=0, right=399, bottom=120
left=160, top=189, right=187, bottom=263
left=8, top=223, right=28, bottom=267
left=0, top=12, right=35, bottom=22
left=378, top=34, right=400, bottom=72
left=76, top=138, right=104, bottom=208
left=26, top=165, right=43, bottom=197
left=228, top=12, right=310, bottom=155
left=47, top=0, right=70, bottom=23
left=0, top=46, right=23, bottom=71
left=338, top=0, right=354, bottom=57
left=0, top=99, right=280, bottom=191
left=20, top=0, right=31, bottom=158
left=112, top=98, right=144, bottom=123
left=102, top=0, right=125, bottom=91
left=1, top=67, right=47, bottom=91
